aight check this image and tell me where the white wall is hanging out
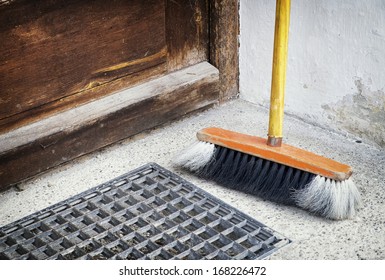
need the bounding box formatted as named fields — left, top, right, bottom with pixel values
left=240, top=0, right=385, bottom=147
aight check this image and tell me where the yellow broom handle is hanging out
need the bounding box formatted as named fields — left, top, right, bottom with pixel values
left=267, top=0, right=291, bottom=147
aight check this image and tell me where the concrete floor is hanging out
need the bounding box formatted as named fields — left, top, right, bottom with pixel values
left=1, top=99, right=384, bottom=260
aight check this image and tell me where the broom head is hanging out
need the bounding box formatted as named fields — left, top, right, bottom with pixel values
left=173, top=127, right=361, bottom=220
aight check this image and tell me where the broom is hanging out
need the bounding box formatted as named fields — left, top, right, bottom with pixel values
left=173, top=0, right=361, bottom=220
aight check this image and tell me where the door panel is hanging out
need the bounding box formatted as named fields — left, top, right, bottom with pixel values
left=0, top=0, right=167, bottom=131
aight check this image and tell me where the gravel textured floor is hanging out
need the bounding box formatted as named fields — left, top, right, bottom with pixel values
left=1, top=99, right=384, bottom=259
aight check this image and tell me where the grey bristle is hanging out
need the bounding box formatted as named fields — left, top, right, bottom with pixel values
left=172, top=141, right=215, bottom=172
left=292, top=176, right=362, bottom=220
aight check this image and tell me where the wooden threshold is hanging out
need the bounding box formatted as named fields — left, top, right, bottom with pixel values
left=0, top=62, right=219, bottom=190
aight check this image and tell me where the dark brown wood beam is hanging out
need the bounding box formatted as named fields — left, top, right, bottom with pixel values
left=0, top=62, right=219, bottom=190
left=209, top=0, right=240, bottom=101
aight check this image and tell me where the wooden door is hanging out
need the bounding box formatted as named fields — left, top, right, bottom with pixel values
left=0, top=0, right=209, bottom=132
left=0, top=0, right=239, bottom=190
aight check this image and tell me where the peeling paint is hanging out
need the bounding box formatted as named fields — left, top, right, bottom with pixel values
left=322, top=78, right=385, bottom=147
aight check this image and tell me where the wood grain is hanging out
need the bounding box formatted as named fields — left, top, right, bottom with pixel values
left=0, top=0, right=167, bottom=131
left=166, top=0, right=209, bottom=71
left=0, top=62, right=219, bottom=190
left=209, top=0, right=239, bottom=101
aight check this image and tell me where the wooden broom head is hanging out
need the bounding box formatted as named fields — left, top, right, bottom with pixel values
left=197, top=127, right=352, bottom=181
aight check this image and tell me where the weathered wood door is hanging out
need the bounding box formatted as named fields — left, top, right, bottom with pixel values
left=0, top=0, right=209, bottom=132
left=0, top=0, right=238, bottom=190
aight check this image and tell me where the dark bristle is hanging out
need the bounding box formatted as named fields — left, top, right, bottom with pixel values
left=198, top=146, right=316, bottom=205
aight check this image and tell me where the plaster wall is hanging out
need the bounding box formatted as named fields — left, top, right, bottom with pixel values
left=239, top=0, right=385, bottom=147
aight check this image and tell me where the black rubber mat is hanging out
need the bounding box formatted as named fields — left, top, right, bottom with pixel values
left=0, top=163, right=290, bottom=260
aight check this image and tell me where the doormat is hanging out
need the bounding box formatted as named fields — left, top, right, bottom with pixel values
left=0, top=163, right=290, bottom=260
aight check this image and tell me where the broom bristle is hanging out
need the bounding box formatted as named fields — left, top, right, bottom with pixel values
left=173, top=141, right=361, bottom=220
left=292, top=175, right=361, bottom=220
